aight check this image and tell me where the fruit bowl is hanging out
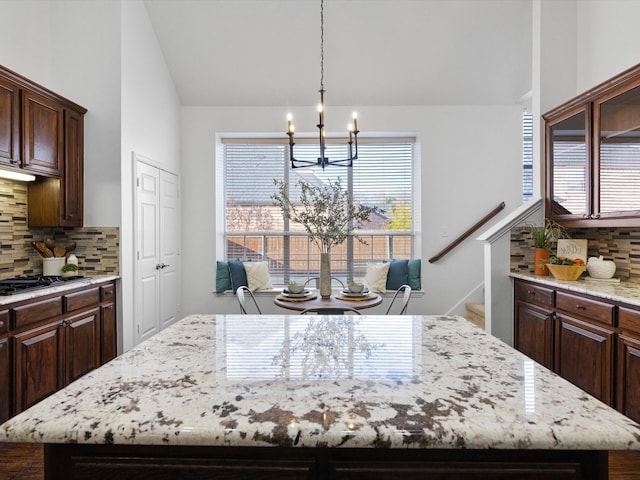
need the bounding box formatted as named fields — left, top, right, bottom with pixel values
left=546, top=264, right=587, bottom=281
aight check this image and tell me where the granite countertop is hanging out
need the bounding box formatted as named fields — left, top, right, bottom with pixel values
left=511, top=272, right=640, bottom=307
left=0, top=275, right=119, bottom=306
left=2, top=313, right=639, bottom=450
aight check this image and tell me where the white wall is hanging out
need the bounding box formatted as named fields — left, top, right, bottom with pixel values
left=180, top=105, right=522, bottom=317
left=121, top=0, right=181, bottom=352
left=577, top=0, right=640, bottom=92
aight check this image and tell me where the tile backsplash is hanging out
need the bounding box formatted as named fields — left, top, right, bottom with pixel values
left=0, top=178, right=119, bottom=279
left=511, top=226, right=640, bottom=282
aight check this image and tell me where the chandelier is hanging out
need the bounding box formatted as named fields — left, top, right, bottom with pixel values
left=286, top=0, right=359, bottom=170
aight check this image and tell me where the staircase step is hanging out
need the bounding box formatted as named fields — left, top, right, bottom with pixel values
left=465, top=303, right=485, bottom=329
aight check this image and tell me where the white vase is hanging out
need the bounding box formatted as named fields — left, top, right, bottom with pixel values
left=320, top=252, right=332, bottom=298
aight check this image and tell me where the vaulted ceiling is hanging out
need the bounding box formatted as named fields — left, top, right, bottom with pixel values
left=144, top=0, right=532, bottom=107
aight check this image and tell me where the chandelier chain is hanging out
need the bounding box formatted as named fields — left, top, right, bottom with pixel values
left=320, top=0, right=324, bottom=91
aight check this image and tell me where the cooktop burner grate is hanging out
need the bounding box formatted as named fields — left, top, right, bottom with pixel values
left=0, top=276, right=85, bottom=296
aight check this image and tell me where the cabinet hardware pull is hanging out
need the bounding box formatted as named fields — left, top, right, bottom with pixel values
left=527, top=290, right=535, bottom=295
left=0, top=321, right=3, bottom=328
left=576, top=304, right=585, bottom=310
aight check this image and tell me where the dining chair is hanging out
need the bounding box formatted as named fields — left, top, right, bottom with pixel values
left=301, top=306, right=361, bottom=315
left=385, top=284, right=412, bottom=315
left=236, top=286, right=262, bottom=314
left=303, top=277, right=345, bottom=289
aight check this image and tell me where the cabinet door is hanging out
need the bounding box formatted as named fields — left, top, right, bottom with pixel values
left=554, top=313, right=614, bottom=405
left=545, top=106, right=591, bottom=222
left=617, top=333, right=640, bottom=423
left=594, top=79, right=640, bottom=220
left=0, top=336, right=10, bottom=424
left=101, top=302, right=117, bottom=364
left=0, top=76, right=20, bottom=166
left=514, top=301, right=554, bottom=370
left=22, top=90, right=63, bottom=176
left=64, top=308, right=100, bottom=385
left=62, top=108, right=83, bottom=226
left=13, top=322, right=62, bottom=413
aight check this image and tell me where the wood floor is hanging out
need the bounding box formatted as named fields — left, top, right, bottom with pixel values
left=1, top=443, right=639, bottom=479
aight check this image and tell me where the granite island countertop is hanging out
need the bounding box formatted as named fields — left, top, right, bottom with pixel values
left=2, top=313, right=640, bottom=451
left=511, top=272, right=640, bottom=307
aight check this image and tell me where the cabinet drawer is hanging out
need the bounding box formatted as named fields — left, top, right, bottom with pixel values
left=12, top=297, right=63, bottom=330
left=556, top=291, right=614, bottom=325
left=64, top=287, right=100, bottom=312
left=619, top=307, right=640, bottom=334
left=514, top=281, right=554, bottom=307
left=0, top=309, right=7, bottom=334
left=100, top=283, right=115, bottom=302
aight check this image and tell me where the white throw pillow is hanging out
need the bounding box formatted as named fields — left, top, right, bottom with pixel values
left=364, top=262, right=390, bottom=293
left=243, top=261, right=273, bottom=291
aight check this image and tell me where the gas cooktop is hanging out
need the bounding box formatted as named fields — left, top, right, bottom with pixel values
left=0, top=276, right=85, bottom=296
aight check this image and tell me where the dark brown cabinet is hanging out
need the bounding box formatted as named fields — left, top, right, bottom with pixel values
left=617, top=307, right=640, bottom=422
left=554, top=313, right=614, bottom=405
left=514, top=282, right=555, bottom=370
left=22, top=89, right=64, bottom=176
left=5, top=280, right=117, bottom=418
left=0, top=308, right=10, bottom=424
left=514, top=278, right=640, bottom=420
left=0, top=64, right=86, bottom=227
left=544, top=63, right=640, bottom=227
left=0, top=75, right=20, bottom=166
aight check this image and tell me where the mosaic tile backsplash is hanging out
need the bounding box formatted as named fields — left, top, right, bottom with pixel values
left=511, top=226, right=640, bottom=282
left=0, top=178, right=119, bottom=279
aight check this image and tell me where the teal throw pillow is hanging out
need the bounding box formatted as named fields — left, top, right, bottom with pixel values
left=407, top=259, right=421, bottom=290
left=228, top=260, right=248, bottom=292
left=386, top=259, right=409, bottom=290
left=216, top=261, right=232, bottom=293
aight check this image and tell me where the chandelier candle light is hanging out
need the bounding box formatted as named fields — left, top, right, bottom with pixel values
left=286, top=0, right=359, bottom=170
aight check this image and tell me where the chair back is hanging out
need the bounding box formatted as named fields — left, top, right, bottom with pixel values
left=385, top=285, right=412, bottom=315
left=236, top=286, right=262, bottom=314
left=301, top=306, right=361, bottom=315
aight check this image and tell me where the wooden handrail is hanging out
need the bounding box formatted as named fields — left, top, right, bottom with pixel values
left=428, top=202, right=506, bottom=263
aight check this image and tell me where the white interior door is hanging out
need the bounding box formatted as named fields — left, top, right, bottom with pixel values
left=135, top=161, right=160, bottom=344
left=134, top=157, right=180, bottom=346
left=159, top=170, right=179, bottom=329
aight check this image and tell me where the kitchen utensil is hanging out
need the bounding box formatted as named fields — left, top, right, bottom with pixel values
left=44, top=238, right=56, bottom=251
left=65, top=242, right=77, bottom=255
left=53, top=246, right=66, bottom=257
left=32, top=241, right=53, bottom=258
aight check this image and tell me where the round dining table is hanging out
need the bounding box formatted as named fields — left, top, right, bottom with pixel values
left=273, top=288, right=382, bottom=314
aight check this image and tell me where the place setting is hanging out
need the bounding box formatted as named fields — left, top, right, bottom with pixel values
left=275, top=282, right=318, bottom=302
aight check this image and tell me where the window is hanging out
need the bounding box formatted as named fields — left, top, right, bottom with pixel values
left=221, top=137, right=416, bottom=285
left=522, top=112, right=533, bottom=202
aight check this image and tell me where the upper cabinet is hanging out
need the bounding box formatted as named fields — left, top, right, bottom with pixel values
left=545, top=63, right=640, bottom=227
left=0, top=65, right=87, bottom=227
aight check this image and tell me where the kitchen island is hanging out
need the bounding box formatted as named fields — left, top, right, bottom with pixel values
left=2, top=313, right=640, bottom=479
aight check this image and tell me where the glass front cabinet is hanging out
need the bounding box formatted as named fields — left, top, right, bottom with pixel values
left=545, top=64, right=640, bottom=226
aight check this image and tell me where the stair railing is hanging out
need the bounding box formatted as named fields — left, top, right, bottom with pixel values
left=428, top=202, right=506, bottom=264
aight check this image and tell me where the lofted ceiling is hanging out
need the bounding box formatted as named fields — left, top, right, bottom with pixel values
left=143, top=0, right=532, bottom=107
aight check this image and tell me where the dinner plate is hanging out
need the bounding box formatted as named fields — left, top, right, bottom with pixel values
left=282, top=289, right=311, bottom=298
left=340, top=288, right=370, bottom=297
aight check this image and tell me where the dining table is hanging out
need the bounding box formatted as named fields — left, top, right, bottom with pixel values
left=273, top=287, right=382, bottom=313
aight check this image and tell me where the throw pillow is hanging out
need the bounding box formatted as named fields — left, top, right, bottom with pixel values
left=386, top=259, right=409, bottom=290
left=228, top=260, right=248, bottom=292
left=407, top=259, right=421, bottom=290
left=243, top=261, right=273, bottom=291
left=364, top=262, right=390, bottom=293
left=216, top=260, right=232, bottom=293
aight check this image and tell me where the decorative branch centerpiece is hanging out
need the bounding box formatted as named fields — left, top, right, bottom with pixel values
left=271, top=178, right=383, bottom=298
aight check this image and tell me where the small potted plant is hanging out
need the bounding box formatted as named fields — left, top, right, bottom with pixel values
left=61, top=263, right=79, bottom=278
left=525, top=219, right=569, bottom=276
left=347, top=280, right=364, bottom=293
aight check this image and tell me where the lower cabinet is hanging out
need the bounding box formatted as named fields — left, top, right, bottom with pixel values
left=6, top=280, right=117, bottom=418
left=514, top=278, right=639, bottom=420
left=554, top=313, right=614, bottom=405
left=0, top=335, right=10, bottom=424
